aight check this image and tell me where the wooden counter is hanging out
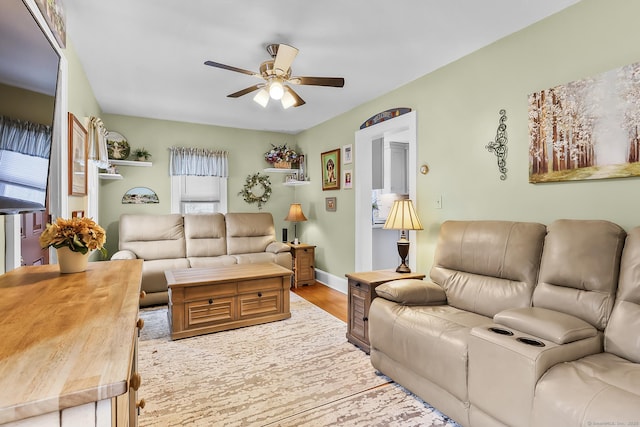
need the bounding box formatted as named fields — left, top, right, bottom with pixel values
left=0, top=260, right=143, bottom=425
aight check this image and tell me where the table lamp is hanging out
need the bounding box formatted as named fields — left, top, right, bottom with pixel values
left=284, top=203, right=307, bottom=244
left=383, top=199, right=423, bottom=273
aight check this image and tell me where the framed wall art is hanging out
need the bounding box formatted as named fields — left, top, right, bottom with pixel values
left=68, top=112, right=87, bottom=196
left=325, top=197, right=337, bottom=212
left=35, top=0, right=66, bottom=48
left=343, top=144, right=353, bottom=164
left=321, top=148, right=340, bottom=190
left=529, top=60, right=640, bottom=183
left=343, top=169, right=353, bottom=189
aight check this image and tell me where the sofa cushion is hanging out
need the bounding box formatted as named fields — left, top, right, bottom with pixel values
left=142, top=258, right=190, bottom=293
left=375, top=279, right=446, bottom=305
left=369, top=298, right=491, bottom=402
left=535, top=219, right=626, bottom=330
left=119, top=214, right=186, bottom=260
left=226, top=212, right=277, bottom=255
left=184, top=213, right=227, bottom=257
left=188, top=255, right=237, bottom=269
left=430, top=221, right=546, bottom=318
left=606, top=227, right=640, bottom=363
left=532, top=352, right=640, bottom=427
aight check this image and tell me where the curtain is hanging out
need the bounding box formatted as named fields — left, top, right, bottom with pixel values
left=169, top=146, right=228, bottom=177
left=0, top=115, right=51, bottom=158
left=87, top=116, right=110, bottom=168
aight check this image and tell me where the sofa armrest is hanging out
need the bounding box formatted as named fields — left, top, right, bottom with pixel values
left=375, top=279, right=446, bottom=305
left=266, top=242, right=291, bottom=254
left=111, top=249, right=138, bottom=260
left=494, top=307, right=597, bottom=345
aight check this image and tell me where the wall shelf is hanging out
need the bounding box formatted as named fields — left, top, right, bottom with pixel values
left=99, top=173, right=123, bottom=180
left=283, top=180, right=311, bottom=186
left=110, top=159, right=152, bottom=167
left=263, top=167, right=298, bottom=173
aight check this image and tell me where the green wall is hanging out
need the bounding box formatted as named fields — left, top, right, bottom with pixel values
left=294, top=0, right=640, bottom=278
left=98, top=114, right=296, bottom=257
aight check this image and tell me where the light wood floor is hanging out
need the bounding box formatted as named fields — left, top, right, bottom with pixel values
left=292, top=282, right=347, bottom=322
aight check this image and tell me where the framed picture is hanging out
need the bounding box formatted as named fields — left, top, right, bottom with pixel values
left=343, top=144, right=353, bottom=164
left=321, top=149, right=341, bottom=190
left=325, top=197, right=337, bottom=212
left=35, top=0, right=66, bottom=48
left=71, top=210, right=84, bottom=218
left=343, top=169, right=353, bottom=189
left=68, top=112, right=87, bottom=196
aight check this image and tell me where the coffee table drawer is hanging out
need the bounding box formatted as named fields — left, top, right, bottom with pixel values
left=238, top=277, right=284, bottom=293
left=184, top=283, right=236, bottom=301
left=238, top=290, right=281, bottom=318
left=186, top=296, right=235, bottom=328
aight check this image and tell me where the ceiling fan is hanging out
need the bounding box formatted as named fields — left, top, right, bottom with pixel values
left=204, top=43, right=345, bottom=109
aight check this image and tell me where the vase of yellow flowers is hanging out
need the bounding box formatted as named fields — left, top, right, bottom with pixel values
left=39, top=217, right=107, bottom=273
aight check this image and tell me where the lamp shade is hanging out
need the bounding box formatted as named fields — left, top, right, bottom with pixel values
left=383, top=199, right=423, bottom=231
left=253, top=88, right=270, bottom=108
left=284, top=203, right=307, bottom=222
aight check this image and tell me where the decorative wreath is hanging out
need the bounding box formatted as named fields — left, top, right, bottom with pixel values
left=238, top=172, right=272, bottom=210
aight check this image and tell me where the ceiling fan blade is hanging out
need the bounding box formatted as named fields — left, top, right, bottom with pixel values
left=204, top=60, right=258, bottom=77
left=227, top=84, right=263, bottom=98
left=286, top=86, right=306, bottom=107
left=273, top=44, right=299, bottom=76
left=290, top=76, right=345, bottom=87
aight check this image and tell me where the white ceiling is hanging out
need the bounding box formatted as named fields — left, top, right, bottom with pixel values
left=63, top=0, right=580, bottom=134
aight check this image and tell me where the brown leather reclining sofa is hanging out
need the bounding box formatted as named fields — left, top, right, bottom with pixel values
left=111, top=212, right=292, bottom=307
left=369, top=219, right=640, bottom=427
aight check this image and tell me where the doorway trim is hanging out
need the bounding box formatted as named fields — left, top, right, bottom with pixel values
left=354, top=111, right=417, bottom=272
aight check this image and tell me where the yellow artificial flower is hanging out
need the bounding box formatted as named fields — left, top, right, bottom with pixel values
left=39, top=217, right=107, bottom=257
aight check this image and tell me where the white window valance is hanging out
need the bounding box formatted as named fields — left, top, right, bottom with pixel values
left=169, top=146, right=228, bottom=177
left=0, top=115, right=51, bottom=158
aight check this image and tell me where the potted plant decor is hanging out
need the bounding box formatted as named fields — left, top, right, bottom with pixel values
left=264, top=144, right=299, bottom=168
left=39, top=217, right=107, bottom=273
left=133, top=147, right=151, bottom=161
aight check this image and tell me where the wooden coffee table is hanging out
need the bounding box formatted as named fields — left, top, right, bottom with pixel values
left=165, top=263, right=292, bottom=340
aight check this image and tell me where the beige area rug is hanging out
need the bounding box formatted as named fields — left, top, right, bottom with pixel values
left=138, top=293, right=461, bottom=427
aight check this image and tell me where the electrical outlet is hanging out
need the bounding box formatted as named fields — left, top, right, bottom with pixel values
left=435, top=195, right=442, bottom=209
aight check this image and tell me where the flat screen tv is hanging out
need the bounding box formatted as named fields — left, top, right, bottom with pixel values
left=0, top=0, right=60, bottom=214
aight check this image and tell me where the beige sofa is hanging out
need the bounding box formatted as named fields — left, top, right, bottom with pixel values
left=369, top=219, right=640, bottom=427
left=111, top=212, right=292, bottom=307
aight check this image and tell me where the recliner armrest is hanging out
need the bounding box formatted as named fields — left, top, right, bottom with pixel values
left=494, top=307, right=597, bottom=345
left=111, top=249, right=138, bottom=260
left=375, top=279, right=446, bottom=305
left=265, top=242, right=291, bottom=254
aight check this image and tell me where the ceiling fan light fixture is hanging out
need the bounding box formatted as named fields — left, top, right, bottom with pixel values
left=281, top=89, right=296, bottom=109
left=253, top=88, right=270, bottom=108
left=269, top=80, right=284, bottom=100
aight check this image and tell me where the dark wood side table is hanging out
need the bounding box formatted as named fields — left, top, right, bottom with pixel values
left=345, top=269, right=426, bottom=353
left=287, top=243, right=316, bottom=288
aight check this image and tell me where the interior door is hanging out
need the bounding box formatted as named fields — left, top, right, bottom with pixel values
left=20, top=211, right=49, bottom=266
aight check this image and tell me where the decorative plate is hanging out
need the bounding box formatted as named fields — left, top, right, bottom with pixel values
left=107, top=131, right=130, bottom=160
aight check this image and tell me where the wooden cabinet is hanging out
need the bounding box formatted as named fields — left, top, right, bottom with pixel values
left=0, top=260, right=144, bottom=427
left=345, top=270, right=425, bottom=353
left=287, top=243, right=316, bottom=288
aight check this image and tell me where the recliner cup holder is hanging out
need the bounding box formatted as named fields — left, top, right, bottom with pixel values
left=516, top=337, right=545, bottom=347
left=489, top=327, right=514, bottom=336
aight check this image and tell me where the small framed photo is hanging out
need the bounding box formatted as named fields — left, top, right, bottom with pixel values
left=343, top=144, right=353, bottom=164
left=72, top=210, right=84, bottom=218
left=343, top=169, right=353, bottom=189
left=68, top=112, right=88, bottom=196
left=321, top=149, right=341, bottom=191
left=325, top=197, right=337, bottom=212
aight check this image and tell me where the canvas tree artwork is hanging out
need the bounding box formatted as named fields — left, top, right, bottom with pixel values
left=529, top=61, right=640, bottom=183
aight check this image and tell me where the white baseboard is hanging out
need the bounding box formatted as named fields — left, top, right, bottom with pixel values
left=314, top=269, right=348, bottom=294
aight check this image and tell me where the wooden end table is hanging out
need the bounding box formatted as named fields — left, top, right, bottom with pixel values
left=287, top=243, right=316, bottom=288
left=345, top=269, right=425, bottom=353
left=165, top=263, right=292, bottom=340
